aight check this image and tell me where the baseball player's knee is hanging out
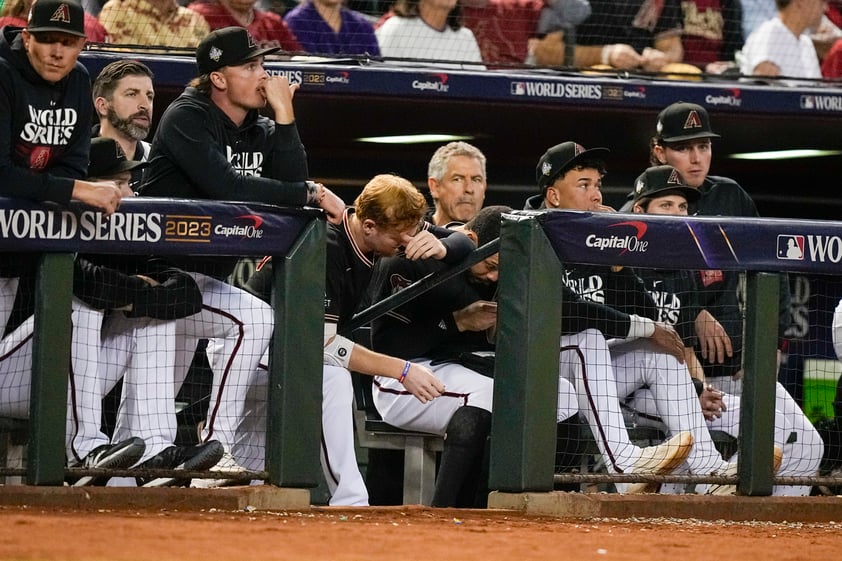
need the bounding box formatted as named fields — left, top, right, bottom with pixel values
left=444, top=406, right=492, bottom=449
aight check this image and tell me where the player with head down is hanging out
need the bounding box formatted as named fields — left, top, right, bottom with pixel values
left=247, top=174, right=476, bottom=505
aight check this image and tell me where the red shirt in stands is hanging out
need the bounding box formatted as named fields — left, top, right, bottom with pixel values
left=187, top=1, right=302, bottom=51
left=462, top=0, right=541, bottom=65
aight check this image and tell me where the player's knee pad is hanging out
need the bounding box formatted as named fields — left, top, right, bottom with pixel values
left=443, top=406, right=492, bottom=448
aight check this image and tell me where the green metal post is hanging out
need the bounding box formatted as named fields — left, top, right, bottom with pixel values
left=28, top=253, right=73, bottom=485
left=738, top=272, right=780, bottom=496
left=265, top=218, right=325, bottom=488
left=489, top=214, right=562, bottom=492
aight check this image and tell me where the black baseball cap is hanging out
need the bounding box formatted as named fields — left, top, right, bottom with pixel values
left=655, top=102, right=721, bottom=143
left=633, top=165, right=700, bottom=204
left=535, top=141, right=610, bottom=191
left=88, top=137, right=147, bottom=178
left=196, top=27, right=280, bottom=75
left=27, top=0, right=86, bottom=38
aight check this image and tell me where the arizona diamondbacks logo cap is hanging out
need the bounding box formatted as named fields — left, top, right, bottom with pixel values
left=633, top=165, right=700, bottom=204
left=196, top=27, right=281, bottom=75
left=655, top=102, right=721, bottom=143
left=27, top=0, right=86, bottom=38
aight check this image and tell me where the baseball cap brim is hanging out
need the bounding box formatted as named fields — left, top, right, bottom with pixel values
left=542, top=146, right=610, bottom=188
left=635, top=185, right=700, bottom=203
left=27, top=26, right=86, bottom=38
left=226, top=46, right=281, bottom=68
left=660, top=131, right=720, bottom=143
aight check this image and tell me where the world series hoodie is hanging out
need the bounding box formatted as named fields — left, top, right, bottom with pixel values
left=0, top=26, right=92, bottom=206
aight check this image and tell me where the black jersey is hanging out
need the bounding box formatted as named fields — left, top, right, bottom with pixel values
left=325, top=208, right=474, bottom=334
left=636, top=267, right=700, bottom=347
left=369, top=251, right=494, bottom=361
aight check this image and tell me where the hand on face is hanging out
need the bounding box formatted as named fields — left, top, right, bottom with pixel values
left=261, top=75, right=298, bottom=124
left=402, top=229, right=447, bottom=261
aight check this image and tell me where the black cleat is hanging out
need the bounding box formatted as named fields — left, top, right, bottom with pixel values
left=70, top=437, right=146, bottom=487
left=137, top=440, right=225, bottom=487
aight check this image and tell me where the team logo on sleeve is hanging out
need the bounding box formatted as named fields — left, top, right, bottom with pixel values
left=389, top=273, right=412, bottom=295
left=777, top=235, right=804, bottom=260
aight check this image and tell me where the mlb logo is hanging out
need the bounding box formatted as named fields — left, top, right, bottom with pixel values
left=801, top=96, right=815, bottom=109
left=777, top=235, right=804, bottom=260
left=511, top=82, right=526, bottom=95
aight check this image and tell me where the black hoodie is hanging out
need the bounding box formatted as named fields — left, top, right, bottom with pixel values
left=0, top=26, right=92, bottom=206
left=141, top=86, right=310, bottom=205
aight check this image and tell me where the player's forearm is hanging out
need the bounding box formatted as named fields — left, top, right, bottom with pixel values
left=348, top=344, right=409, bottom=380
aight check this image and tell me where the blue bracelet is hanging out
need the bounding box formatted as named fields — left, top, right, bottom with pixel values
left=399, top=361, right=411, bottom=384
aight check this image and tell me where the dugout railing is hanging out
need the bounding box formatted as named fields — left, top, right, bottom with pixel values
left=489, top=210, right=840, bottom=498
left=0, top=196, right=325, bottom=489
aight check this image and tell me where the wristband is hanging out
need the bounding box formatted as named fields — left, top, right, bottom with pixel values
left=627, top=314, right=655, bottom=339
left=601, top=44, right=614, bottom=66
left=305, top=180, right=319, bottom=205
left=691, top=377, right=704, bottom=397
left=399, top=361, right=411, bottom=384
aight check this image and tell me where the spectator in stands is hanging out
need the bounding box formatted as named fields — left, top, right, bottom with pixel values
left=525, top=141, right=744, bottom=492
left=188, top=0, right=302, bottom=52
left=92, top=60, right=155, bottom=192
left=742, top=0, right=778, bottom=38
left=739, top=0, right=823, bottom=81
left=98, top=0, right=210, bottom=48
left=375, top=0, right=484, bottom=68
left=460, top=0, right=541, bottom=65
left=0, top=0, right=144, bottom=477
left=532, top=0, right=684, bottom=72
left=246, top=174, right=475, bottom=505
left=283, top=0, right=379, bottom=56
left=679, top=0, right=744, bottom=74
left=425, top=141, right=487, bottom=226
left=822, top=35, right=842, bottom=76
left=140, top=27, right=343, bottom=486
left=627, top=165, right=816, bottom=495
left=521, top=0, right=591, bottom=66
left=0, top=0, right=109, bottom=41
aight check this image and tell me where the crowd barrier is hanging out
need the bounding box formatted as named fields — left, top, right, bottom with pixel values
left=490, top=210, right=842, bottom=496
left=0, top=196, right=325, bottom=488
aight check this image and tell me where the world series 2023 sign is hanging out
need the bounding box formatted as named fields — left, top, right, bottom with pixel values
left=0, top=197, right=319, bottom=257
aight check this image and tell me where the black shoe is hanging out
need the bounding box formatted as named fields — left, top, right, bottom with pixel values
left=137, top=440, right=225, bottom=487
left=70, top=437, right=146, bottom=487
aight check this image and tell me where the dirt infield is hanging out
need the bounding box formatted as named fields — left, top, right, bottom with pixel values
left=0, top=504, right=838, bottom=561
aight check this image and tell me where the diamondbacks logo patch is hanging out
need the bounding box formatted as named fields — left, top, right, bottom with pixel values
left=247, top=33, right=257, bottom=48
left=209, top=46, right=222, bottom=62
left=683, top=110, right=703, bottom=130
left=50, top=3, right=71, bottom=23
left=667, top=168, right=682, bottom=185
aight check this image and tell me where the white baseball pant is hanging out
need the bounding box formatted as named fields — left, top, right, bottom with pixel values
left=373, top=359, right=494, bottom=436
